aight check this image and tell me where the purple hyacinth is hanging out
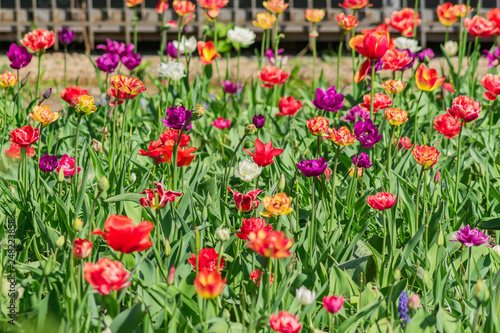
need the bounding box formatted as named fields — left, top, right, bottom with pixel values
left=59, top=27, right=75, bottom=46
left=7, top=44, right=33, bottom=70
left=483, top=48, right=500, bottom=67
left=253, top=114, right=265, bottom=129
left=312, top=86, right=344, bottom=112
left=352, top=152, right=372, bottom=168
left=296, top=157, right=328, bottom=177
left=167, top=42, right=181, bottom=58
left=221, top=80, right=242, bottom=95
left=121, top=53, right=142, bottom=71
left=39, top=154, right=58, bottom=173
left=416, top=48, right=434, bottom=63
left=342, top=105, right=371, bottom=123
left=398, top=291, right=410, bottom=327
left=97, top=39, right=134, bottom=58
left=96, top=53, right=120, bottom=73
left=450, top=225, right=490, bottom=247
left=162, top=106, right=192, bottom=130
left=353, top=119, right=382, bottom=148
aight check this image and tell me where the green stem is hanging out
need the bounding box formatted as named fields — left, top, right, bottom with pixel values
left=387, top=126, right=395, bottom=183
left=312, top=24, right=317, bottom=91
left=329, top=145, right=341, bottom=235
left=413, top=90, right=424, bottom=145
left=160, top=13, right=166, bottom=63
left=413, top=0, right=419, bottom=40
left=337, top=32, right=344, bottom=89
left=64, top=45, right=67, bottom=87
left=35, top=51, right=43, bottom=101
left=236, top=47, right=241, bottom=82
left=454, top=120, right=464, bottom=215
left=74, top=116, right=82, bottom=198
left=370, top=61, right=376, bottom=118
left=415, top=167, right=424, bottom=236
left=260, top=31, right=266, bottom=70
left=213, top=18, right=221, bottom=82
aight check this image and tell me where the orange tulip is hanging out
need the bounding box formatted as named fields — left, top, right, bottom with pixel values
left=415, top=64, right=445, bottom=91
left=464, top=16, right=497, bottom=38
left=385, top=108, right=408, bottom=126
left=437, top=3, right=457, bottom=26
left=198, top=0, right=229, bottom=18
left=487, top=8, right=500, bottom=29
left=246, top=229, right=293, bottom=258
left=263, top=0, right=289, bottom=15
left=261, top=192, right=294, bottom=217
left=381, top=49, right=414, bottom=71
left=385, top=8, right=421, bottom=37
left=452, top=4, right=472, bottom=18
left=194, top=269, right=226, bottom=299
left=481, top=74, right=500, bottom=100
left=253, top=12, right=276, bottom=29
left=173, top=0, right=196, bottom=16
left=197, top=41, right=221, bottom=65
left=359, top=93, right=392, bottom=111
left=339, top=0, right=371, bottom=9
left=0, top=72, right=18, bottom=89
left=126, top=0, right=143, bottom=7
left=110, top=75, right=147, bottom=95
left=336, top=13, right=359, bottom=31
left=323, top=127, right=356, bottom=146
left=21, top=29, right=55, bottom=52
left=305, top=9, right=325, bottom=23
left=381, top=79, right=407, bottom=94
left=29, top=104, right=60, bottom=127
left=412, top=145, right=440, bottom=170
left=349, top=32, right=389, bottom=60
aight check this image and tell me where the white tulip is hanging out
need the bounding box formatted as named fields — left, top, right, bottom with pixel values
left=158, top=61, right=186, bottom=81
left=235, top=159, right=262, bottom=182
left=492, top=245, right=500, bottom=256
left=444, top=40, right=458, bottom=57
left=296, top=286, right=316, bottom=305
left=216, top=228, right=231, bottom=242
left=173, top=36, right=197, bottom=54
left=394, top=37, right=421, bottom=53
left=227, top=26, right=256, bottom=47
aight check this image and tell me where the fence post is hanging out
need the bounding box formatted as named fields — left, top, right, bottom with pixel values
left=51, top=0, right=60, bottom=51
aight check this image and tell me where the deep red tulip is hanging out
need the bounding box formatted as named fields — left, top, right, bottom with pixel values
left=228, top=187, right=262, bottom=212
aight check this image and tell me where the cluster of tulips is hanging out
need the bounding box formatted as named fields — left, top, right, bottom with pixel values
left=1, top=0, right=500, bottom=331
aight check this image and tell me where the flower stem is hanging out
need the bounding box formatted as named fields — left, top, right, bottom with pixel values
left=413, top=90, right=424, bottom=145
left=35, top=51, right=43, bottom=101
left=312, top=25, right=317, bottom=91
left=454, top=120, right=464, bottom=215
left=413, top=0, right=419, bottom=40
left=415, top=166, right=424, bottom=236
left=370, top=61, right=376, bottom=118
left=329, top=145, right=340, bottom=235
left=64, top=45, right=67, bottom=87
left=160, top=13, right=166, bottom=63
left=387, top=125, right=395, bottom=183
left=74, top=116, right=82, bottom=198
left=337, top=32, right=344, bottom=90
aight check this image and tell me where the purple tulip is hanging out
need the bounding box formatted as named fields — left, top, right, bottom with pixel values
left=483, top=48, right=500, bottom=67
left=264, top=48, right=288, bottom=66
left=121, top=53, right=142, bottom=71
left=296, top=157, right=327, bottom=177
left=167, top=42, right=181, bottom=58
left=416, top=48, right=434, bottom=63
left=7, top=44, right=33, bottom=70
left=342, top=105, right=370, bottom=123
left=253, top=114, right=265, bottom=129
left=59, top=27, right=75, bottom=46
left=312, top=86, right=344, bottom=112
left=352, top=152, right=372, bottom=168
left=450, top=225, right=490, bottom=247
left=162, top=106, right=192, bottom=130
left=39, top=154, right=58, bottom=173
left=97, top=39, right=134, bottom=57
left=96, top=53, right=120, bottom=73
left=220, top=80, right=242, bottom=95
left=353, top=119, right=382, bottom=148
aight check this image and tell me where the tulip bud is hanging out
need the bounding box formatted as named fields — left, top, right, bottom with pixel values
left=57, top=168, right=65, bottom=183
left=195, top=227, right=201, bottom=253
left=437, top=229, right=444, bottom=247
left=473, top=280, right=489, bottom=304
left=73, top=218, right=84, bottom=231
left=98, top=176, right=110, bottom=193
left=167, top=266, right=175, bottom=285
left=21, top=72, right=30, bottom=85
left=192, top=104, right=206, bottom=119
left=245, top=124, right=257, bottom=135
left=43, top=257, right=53, bottom=276
left=408, top=294, right=420, bottom=310
left=215, top=228, right=230, bottom=242
left=393, top=269, right=401, bottom=281
left=56, top=235, right=65, bottom=247
left=278, top=174, right=286, bottom=191
left=434, top=170, right=441, bottom=184
left=164, top=238, right=172, bottom=257
left=43, top=88, right=52, bottom=99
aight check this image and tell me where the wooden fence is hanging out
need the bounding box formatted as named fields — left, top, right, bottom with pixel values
left=0, top=0, right=499, bottom=50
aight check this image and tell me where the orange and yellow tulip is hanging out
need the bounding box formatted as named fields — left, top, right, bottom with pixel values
left=261, top=192, right=294, bottom=217
left=194, top=269, right=226, bottom=299
left=197, top=41, right=221, bottom=65
left=305, top=9, right=325, bottom=23
left=29, top=104, right=60, bottom=127
left=415, top=64, right=445, bottom=91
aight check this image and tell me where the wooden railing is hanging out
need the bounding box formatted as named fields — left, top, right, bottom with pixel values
left=0, top=0, right=498, bottom=50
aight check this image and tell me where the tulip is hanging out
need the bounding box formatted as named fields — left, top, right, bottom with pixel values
left=91, top=215, right=154, bottom=254
left=385, top=108, right=408, bottom=126
left=73, top=238, right=92, bottom=259
left=188, top=248, right=226, bottom=271
left=234, top=159, right=262, bottom=182
left=305, top=9, right=325, bottom=23
left=0, top=72, right=18, bottom=89
left=84, top=258, right=131, bottom=295
left=21, top=29, right=56, bottom=52
left=444, top=41, right=458, bottom=56
left=342, top=105, right=370, bottom=122
left=277, top=96, right=303, bottom=116
left=339, top=0, right=371, bottom=9
left=481, top=74, right=500, bottom=100
left=437, top=3, right=458, bottom=26
left=246, top=229, right=293, bottom=258
left=167, top=266, right=176, bottom=285
left=228, top=188, right=262, bottom=213
left=236, top=217, right=272, bottom=240
left=381, top=49, right=415, bottom=71
left=381, top=79, right=407, bottom=94
left=336, top=13, right=358, bottom=31
left=39, top=154, right=58, bottom=173
left=60, top=86, right=90, bottom=107
left=220, top=80, right=242, bottom=94
left=263, top=0, right=289, bottom=15
left=349, top=32, right=389, bottom=60
left=359, top=93, right=392, bottom=111
left=395, top=137, right=414, bottom=150
left=59, top=27, right=75, bottom=46
left=447, top=95, right=481, bottom=123
left=162, top=105, right=192, bottom=130
left=385, top=8, right=421, bottom=37
left=194, top=269, right=226, bottom=299
left=306, top=116, right=329, bottom=136
left=126, top=0, right=143, bottom=7
left=257, top=65, right=290, bottom=88
left=215, top=228, right=230, bottom=241
left=465, top=16, right=497, bottom=38
left=352, top=152, right=372, bottom=168
left=227, top=26, right=256, bottom=46
left=296, top=286, right=316, bottom=305
left=323, top=127, right=356, bottom=146
left=312, top=86, right=344, bottom=112
left=110, top=75, right=147, bottom=95
left=7, top=44, right=33, bottom=70
left=243, top=138, right=283, bottom=167
left=353, top=119, right=382, bottom=148
left=296, top=158, right=328, bottom=177
left=412, top=145, right=440, bottom=170
left=158, top=62, right=186, bottom=81
left=140, top=182, right=182, bottom=210
left=10, top=126, right=39, bottom=148
left=76, top=95, right=97, bottom=116
left=261, top=192, right=294, bottom=217
left=252, top=115, right=266, bottom=129
left=269, top=311, right=301, bottom=333
left=394, top=37, right=421, bottom=53
left=197, top=41, right=221, bottom=65
left=121, top=53, right=142, bottom=71
left=433, top=113, right=462, bottom=139
left=487, top=8, right=500, bottom=28
left=4, top=143, right=35, bottom=160
left=450, top=225, right=490, bottom=247
left=173, top=0, right=196, bottom=16
left=253, top=12, right=276, bottom=30
left=211, top=117, right=232, bottom=129
left=323, top=295, right=344, bottom=314
left=367, top=192, right=397, bottom=210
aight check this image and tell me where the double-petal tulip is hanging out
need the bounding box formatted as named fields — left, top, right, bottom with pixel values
left=5, top=143, right=35, bottom=159
left=258, top=65, right=290, bottom=88
left=110, top=75, right=147, bottom=95
left=269, top=311, right=302, bottom=333
left=29, top=104, right=59, bottom=127
left=246, top=229, right=293, bottom=258
left=465, top=16, right=497, bottom=38
left=188, top=248, right=225, bottom=271
left=447, top=95, right=481, bottom=122
left=385, top=8, right=421, bottom=37
left=412, top=145, right=440, bottom=170
left=437, top=3, right=458, bottom=26
left=56, top=154, right=81, bottom=176
left=385, top=108, right=408, bottom=126
left=261, top=192, right=294, bottom=217
left=312, top=86, right=344, bottom=112
left=173, top=0, right=196, bottom=16
left=263, top=0, right=289, bottom=15
left=212, top=117, right=232, bottom=129
left=349, top=32, right=389, bottom=60
left=367, top=192, right=397, bottom=210
left=433, top=113, right=462, bottom=139
left=336, top=13, right=359, bottom=31
left=453, top=4, right=472, bottom=17
left=339, top=0, right=371, bottom=9
left=323, top=127, right=356, bottom=146
left=156, top=0, right=169, bottom=13
left=307, top=116, right=329, bottom=136
left=253, top=13, right=276, bottom=30
left=194, top=269, right=226, bottom=299
left=323, top=295, right=344, bottom=314
left=381, top=79, right=407, bottom=94
left=415, top=64, right=445, bottom=91
left=236, top=217, right=273, bottom=240
left=228, top=188, right=263, bottom=212
left=21, top=29, right=56, bottom=52
left=84, top=258, right=131, bottom=295
left=91, top=215, right=154, bottom=254
left=60, top=86, right=90, bottom=107
left=197, top=41, right=221, bottom=65
left=395, top=136, right=414, bottom=150
left=296, top=158, right=328, bottom=177
left=382, top=49, right=415, bottom=71
left=10, top=125, right=39, bottom=148
left=198, top=0, right=229, bottom=19
left=360, top=93, right=392, bottom=111
left=243, top=138, right=283, bottom=167
left=305, top=9, right=325, bottom=23
left=73, top=238, right=92, bottom=260
left=277, top=96, right=303, bottom=116
left=0, top=72, right=18, bottom=89
left=481, top=74, right=500, bottom=100
left=487, top=8, right=500, bottom=29
left=76, top=95, right=97, bottom=116
left=140, top=182, right=182, bottom=210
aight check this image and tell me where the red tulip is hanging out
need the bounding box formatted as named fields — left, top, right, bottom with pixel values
left=10, top=125, right=39, bottom=148
left=447, top=95, right=481, bottom=122
left=257, top=66, right=290, bottom=88
left=61, top=86, right=90, bottom=107
left=91, top=215, right=154, bottom=254
left=277, top=96, right=303, bottom=116
left=349, top=32, right=389, bottom=60
left=481, top=74, right=500, bottom=100
left=140, top=182, right=182, bottom=210
left=359, top=93, right=392, bottom=112
left=73, top=238, right=92, bottom=259
left=487, top=8, right=500, bottom=30
left=194, top=269, right=226, bottom=299
left=197, top=41, right=220, bottom=65
left=433, top=113, right=462, bottom=139
left=385, top=8, right=421, bottom=37
left=269, top=311, right=302, bottom=333
left=395, top=136, right=414, bottom=150
left=323, top=295, right=344, bottom=314
left=228, top=187, right=262, bottom=212
left=236, top=217, right=273, bottom=240
left=188, top=248, right=226, bottom=272
left=4, top=143, right=35, bottom=159
left=84, top=258, right=131, bottom=295
left=367, top=192, right=397, bottom=210
left=437, top=3, right=458, bottom=26
left=246, top=229, right=293, bottom=258
left=465, top=16, right=497, bottom=38
left=243, top=138, right=283, bottom=167
left=381, top=49, right=414, bottom=71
